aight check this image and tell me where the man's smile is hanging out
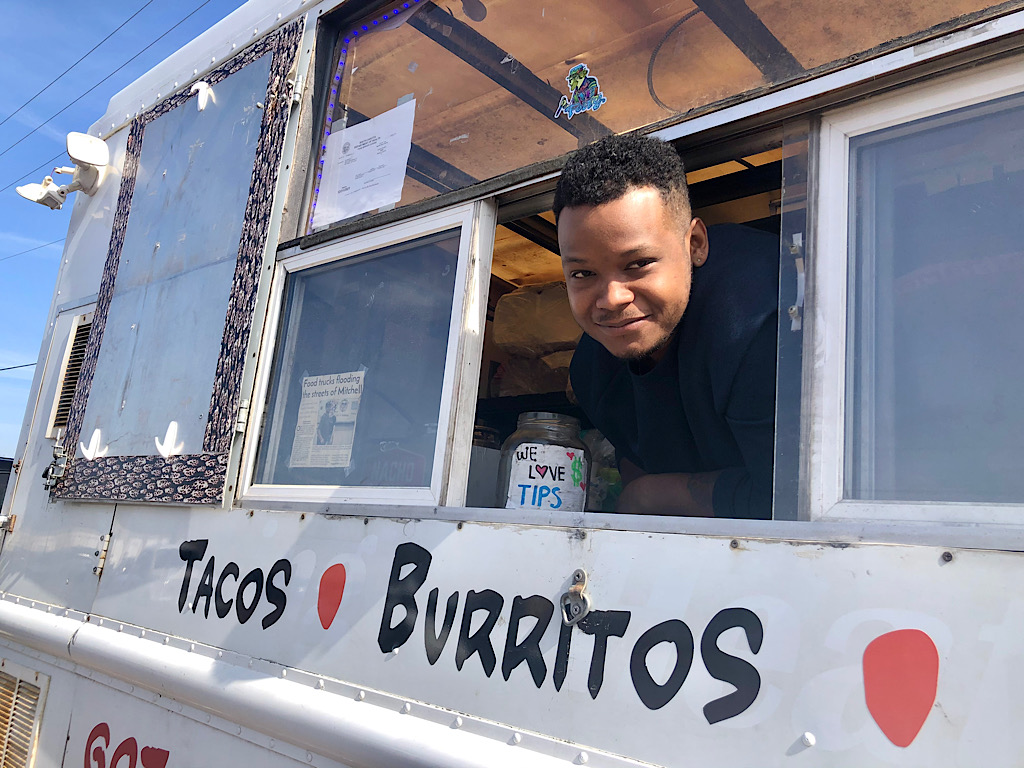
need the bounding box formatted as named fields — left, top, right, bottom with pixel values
left=595, top=316, right=650, bottom=331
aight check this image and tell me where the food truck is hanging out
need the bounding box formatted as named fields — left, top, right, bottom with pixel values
left=3, top=0, right=1024, bottom=764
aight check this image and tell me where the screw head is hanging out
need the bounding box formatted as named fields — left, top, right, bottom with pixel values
left=942, top=551, right=953, bottom=563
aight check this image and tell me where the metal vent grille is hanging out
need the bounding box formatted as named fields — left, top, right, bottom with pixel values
left=51, top=320, right=92, bottom=431
left=0, top=670, right=40, bottom=768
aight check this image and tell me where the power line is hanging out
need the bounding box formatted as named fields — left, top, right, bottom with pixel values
left=0, top=239, right=65, bottom=264
left=0, top=364, right=36, bottom=373
left=0, top=0, right=156, bottom=130
left=0, top=0, right=215, bottom=160
left=0, top=151, right=67, bottom=195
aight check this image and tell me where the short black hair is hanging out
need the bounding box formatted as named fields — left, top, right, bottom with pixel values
left=553, top=133, right=690, bottom=222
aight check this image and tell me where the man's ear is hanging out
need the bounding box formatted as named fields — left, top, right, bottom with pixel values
left=687, top=217, right=709, bottom=267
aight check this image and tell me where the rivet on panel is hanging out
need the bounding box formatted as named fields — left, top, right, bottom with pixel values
left=217, top=651, right=223, bottom=658
left=355, top=689, right=365, bottom=700
left=306, top=753, right=313, bottom=763
left=249, top=659, right=254, bottom=667
left=118, top=624, right=124, bottom=632
left=189, top=644, right=195, bottom=652
left=281, top=669, right=287, bottom=678
left=269, top=738, right=276, bottom=748
left=801, top=731, right=816, bottom=747
left=140, top=630, right=145, bottom=637
left=401, top=702, right=412, bottom=714
left=163, top=637, right=170, bottom=645
left=317, top=679, right=325, bottom=690
left=577, top=752, right=589, bottom=764
left=452, top=716, right=463, bottom=729
left=510, top=732, right=522, bottom=745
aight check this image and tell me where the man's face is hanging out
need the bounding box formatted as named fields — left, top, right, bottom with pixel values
left=558, top=186, right=707, bottom=361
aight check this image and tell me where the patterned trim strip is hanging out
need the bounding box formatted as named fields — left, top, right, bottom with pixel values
left=54, top=17, right=305, bottom=505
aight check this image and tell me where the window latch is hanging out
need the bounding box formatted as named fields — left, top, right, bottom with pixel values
left=560, top=568, right=592, bottom=626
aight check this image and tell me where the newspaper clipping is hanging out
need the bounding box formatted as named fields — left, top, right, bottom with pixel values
left=289, top=371, right=365, bottom=468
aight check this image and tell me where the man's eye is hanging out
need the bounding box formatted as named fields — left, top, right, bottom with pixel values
left=627, top=259, right=655, bottom=270
left=569, top=270, right=592, bottom=279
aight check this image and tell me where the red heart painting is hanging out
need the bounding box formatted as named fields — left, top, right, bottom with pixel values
left=317, top=563, right=347, bottom=630
left=566, top=452, right=574, bottom=459
left=862, top=629, right=939, bottom=747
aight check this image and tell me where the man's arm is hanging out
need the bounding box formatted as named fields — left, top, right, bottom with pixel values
left=616, top=457, right=721, bottom=517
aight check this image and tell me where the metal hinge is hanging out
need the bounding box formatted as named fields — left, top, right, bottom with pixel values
left=289, top=73, right=304, bottom=105
left=235, top=398, right=251, bottom=433
left=42, top=443, right=68, bottom=489
left=93, top=534, right=111, bottom=577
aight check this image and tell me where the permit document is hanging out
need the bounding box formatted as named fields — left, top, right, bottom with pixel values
left=312, top=99, right=416, bottom=227
left=289, top=371, right=365, bottom=468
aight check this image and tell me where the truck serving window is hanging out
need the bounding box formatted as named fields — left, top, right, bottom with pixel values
left=465, top=135, right=796, bottom=518
left=812, top=56, right=1024, bottom=523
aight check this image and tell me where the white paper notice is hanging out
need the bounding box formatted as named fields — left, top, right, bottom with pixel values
left=289, top=371, right=365, bottom=469
left=312, top=100, right=416, bottom=228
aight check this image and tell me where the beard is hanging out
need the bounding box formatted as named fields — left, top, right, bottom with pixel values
left=618, top=326, right=677, bottom=363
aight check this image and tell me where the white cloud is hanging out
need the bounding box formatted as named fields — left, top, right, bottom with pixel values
left=7, top=107, right=69, bottom=147
left=0, top=231, right=64, bottom=255
left=0, top=351, right=37, bottom=382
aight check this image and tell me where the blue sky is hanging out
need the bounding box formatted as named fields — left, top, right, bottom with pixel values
left=0, top=0, right=248, bottom=458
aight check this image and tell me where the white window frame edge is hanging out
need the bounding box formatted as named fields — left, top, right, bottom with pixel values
left=239, top=200, right=490, bottom=507
left=810, top=54, right=1024, bottom=524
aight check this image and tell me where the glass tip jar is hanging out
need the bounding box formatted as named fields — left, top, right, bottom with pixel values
left=497, top=412, right=588, bottom=512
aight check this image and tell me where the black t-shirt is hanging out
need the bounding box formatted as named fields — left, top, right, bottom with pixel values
left=569, top=224, right=778, bottom=519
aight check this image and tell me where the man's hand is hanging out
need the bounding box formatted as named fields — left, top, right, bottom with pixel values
left=616, top=458, right=721, bottom=517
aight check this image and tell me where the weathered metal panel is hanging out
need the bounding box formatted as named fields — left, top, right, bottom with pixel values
left=89, top=504, right=1024, bottom=766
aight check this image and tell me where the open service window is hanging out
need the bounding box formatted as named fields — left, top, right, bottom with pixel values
left=243, top=201, right=496, bottom=506
left=810, top=55, right=1024, bottom=524
left=461, top=129, right=802, bottom=519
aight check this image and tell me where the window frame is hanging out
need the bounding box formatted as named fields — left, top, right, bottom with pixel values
left=240, top=199, right=496, bottom=508
left=808, top=54, right=1024, bottom=524
left=50, top=20, right=305, bottom=506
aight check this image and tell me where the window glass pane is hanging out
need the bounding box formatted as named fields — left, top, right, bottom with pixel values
left=255, top=230, right=460, bottom=487
left=78, top=53, right=274, bottom=457
left=846, top=94, right=1024, bottom=502
left=308, top=0, right=1003, bottom=231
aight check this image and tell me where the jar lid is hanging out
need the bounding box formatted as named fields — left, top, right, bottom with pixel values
left=517, top=411, right=581, bottom=430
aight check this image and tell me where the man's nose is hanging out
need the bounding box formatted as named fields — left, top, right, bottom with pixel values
left=596, top=279, right=633, bottom=310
